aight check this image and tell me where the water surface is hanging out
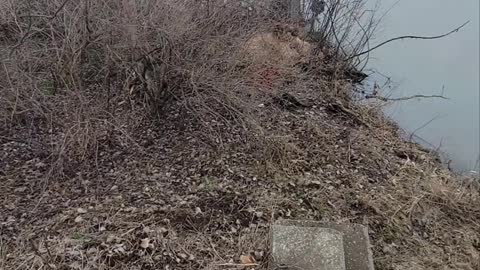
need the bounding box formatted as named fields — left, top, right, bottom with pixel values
left=367, top=0, right=479, bottom=171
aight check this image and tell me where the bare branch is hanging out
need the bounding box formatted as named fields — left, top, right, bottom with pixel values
left=365, top=94, right=449, bottom=102
left=9, top=4, right=33, bottom=57
left=8, top=0, right=73, bottom=57
left=347, top=21, right=470, bottom=61
left=50, top=0, right=73, bottom=20
left=409, top=115, right=442, bottom=141
left=18, top=0, right=72, bottom=20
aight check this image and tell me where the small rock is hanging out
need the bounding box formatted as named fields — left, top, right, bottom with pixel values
left=310, top=180, right=322, bottom=186
left=77, top=208, right=88, bottom=214
left=254, top=250, right=264, bottom=260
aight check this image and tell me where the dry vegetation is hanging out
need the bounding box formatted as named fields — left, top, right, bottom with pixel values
left=1, top=0, right=479, bottom=269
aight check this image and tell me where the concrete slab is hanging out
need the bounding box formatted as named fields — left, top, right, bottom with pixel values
left=274, top=220, right=375, bottom=270
left=272, top=224, right=346, bottom=270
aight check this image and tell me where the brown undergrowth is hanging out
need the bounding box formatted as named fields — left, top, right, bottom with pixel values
left=1, top=1, right=478, bottom=269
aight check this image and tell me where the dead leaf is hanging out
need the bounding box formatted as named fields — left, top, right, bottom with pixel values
left=112, top=243, right=126, bottom=255
left=178, top=253, right=188, bottom=260
left=140, top=238, right=150, bottom=249
left=240, top=254, right=255, bottom=264
left=106, top=234, right=115, bottom=243
left=74, top=216, right=83, bottom=223
left=69, top=262, right=82, bottom=270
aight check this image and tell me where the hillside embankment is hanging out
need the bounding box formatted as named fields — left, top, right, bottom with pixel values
left=1, top=1, right=479, bottom=269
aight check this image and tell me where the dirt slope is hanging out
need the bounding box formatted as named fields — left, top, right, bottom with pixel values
left=1, top=81, right=479, bottom=269
left=1, top=1, right=479, bottom=269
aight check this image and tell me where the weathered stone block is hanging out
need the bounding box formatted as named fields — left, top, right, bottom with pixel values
left=272, top=220, right=374, bottom=270
left=272, top=224, right=346, bottom=270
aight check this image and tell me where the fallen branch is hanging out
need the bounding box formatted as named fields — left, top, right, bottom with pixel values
left=365, top=94, right=449, bottom=102
left=346, top=21, right=470, bottom=61
left=327, top=101, right=372, bottom=129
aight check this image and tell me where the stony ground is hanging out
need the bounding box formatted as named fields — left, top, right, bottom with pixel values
left=1, top=86, right=479, bottom=270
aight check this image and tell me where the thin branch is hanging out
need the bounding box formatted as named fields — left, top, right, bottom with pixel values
left=9, top=0, right=73, bottom=57
left=365, top=94, right=449, bottom=102
left=409, top=115, right=442, bottom=141
left=346, top=21, right=470, bottom=61
left=19, top=0, right=72, bottom=20
left=29, top=239, right=55, bottom=270
left=377, top=0, right=402, bottom=23
left=50, top=0, right=73, bottom=21
left=9, top=3, right=33, bottom=57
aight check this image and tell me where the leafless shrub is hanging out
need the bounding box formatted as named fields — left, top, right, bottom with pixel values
left=304, top=0, right=380, bottom=70
left=0, top=0, right=375, bottom=175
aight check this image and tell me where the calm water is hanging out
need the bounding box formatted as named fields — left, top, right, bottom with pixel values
left=367, top=0, right=480, bottom=172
